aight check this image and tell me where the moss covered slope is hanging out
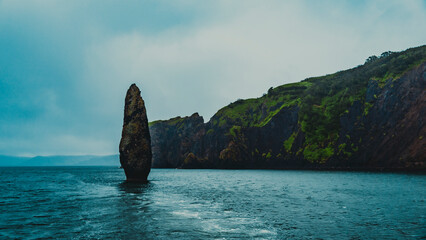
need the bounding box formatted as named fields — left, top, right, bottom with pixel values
left=150, top=45, right=426, bottom=169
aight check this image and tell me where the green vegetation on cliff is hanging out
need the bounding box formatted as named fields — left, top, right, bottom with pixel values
left=150, top=45, right=426, bottom=167
left=298, top=46, right=426, bottom=161
left=210, top=81, right=310, bottom=129
left=208, top=45, right=426, bottom=163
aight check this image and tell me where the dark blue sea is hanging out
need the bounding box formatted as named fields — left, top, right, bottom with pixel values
left=0, top=167, right=424, bottom=239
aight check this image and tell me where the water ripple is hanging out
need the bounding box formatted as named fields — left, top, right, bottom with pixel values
left=0, top=167, right=424, bottom=239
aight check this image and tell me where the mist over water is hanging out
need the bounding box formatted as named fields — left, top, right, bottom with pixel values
left=0, top=167, right=424, bottom=239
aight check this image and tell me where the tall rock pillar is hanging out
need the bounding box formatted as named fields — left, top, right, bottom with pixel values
left=119, top=84, right=152, bottom=182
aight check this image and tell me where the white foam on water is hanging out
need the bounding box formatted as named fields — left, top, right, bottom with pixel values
left=171, top=210, right=200, bottom=219
left=149, top=183, right=278, bottom=238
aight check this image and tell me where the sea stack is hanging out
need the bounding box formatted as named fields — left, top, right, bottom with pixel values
left=119, top=84, right=152, bottom=182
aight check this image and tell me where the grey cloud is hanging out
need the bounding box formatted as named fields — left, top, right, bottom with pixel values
left=0, top=0, right=425, bottom=156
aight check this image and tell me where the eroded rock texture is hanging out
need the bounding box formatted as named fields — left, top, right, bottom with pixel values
left=119, top=84, right=152, bottom=182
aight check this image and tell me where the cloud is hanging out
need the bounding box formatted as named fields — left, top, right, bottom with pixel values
left=84, top=0, right=426, bottom=120
left=0, top=0, right=425, bottom=155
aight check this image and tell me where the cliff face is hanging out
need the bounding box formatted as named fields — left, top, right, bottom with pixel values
left=149, top=45, right=426, bottom=170
left=336, top=63, right=426, bottom=169
left=150, top=113, right=205, bottom=168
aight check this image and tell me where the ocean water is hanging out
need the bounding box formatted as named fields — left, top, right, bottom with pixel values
left=0, top=167, right=424, bottom=239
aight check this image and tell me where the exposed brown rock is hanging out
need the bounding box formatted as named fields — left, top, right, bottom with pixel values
left=119, top=84, right=152, bottom=182
left=150, top=113, right=205, bottom=168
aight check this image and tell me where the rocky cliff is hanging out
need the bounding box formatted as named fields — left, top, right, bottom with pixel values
left=149, top=45, right=426, bottom=170
left=150, top=113, right=205, bottom=168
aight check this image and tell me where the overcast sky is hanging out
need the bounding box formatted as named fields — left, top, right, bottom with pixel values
left=1, top=0, right=425, bottom=156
